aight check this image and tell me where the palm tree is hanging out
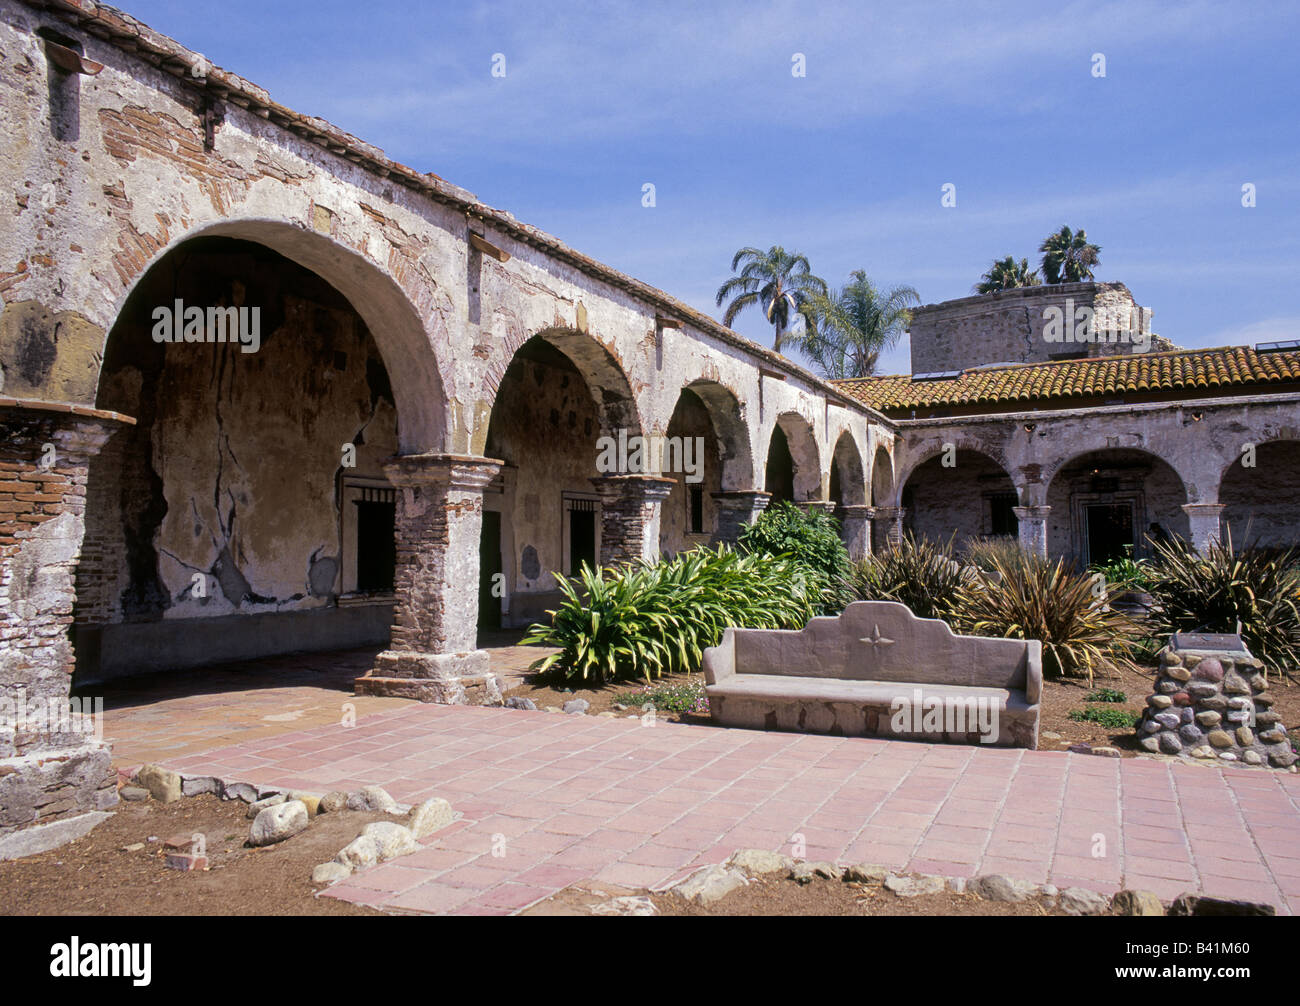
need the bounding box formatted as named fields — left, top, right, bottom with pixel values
left=715, top=246, right=828, bottom=354
left=1038, top=226, right=1101, bottom=284
left=798, top=271, right=920, bottom=380
left=975, top=255, right=1040, bottom=294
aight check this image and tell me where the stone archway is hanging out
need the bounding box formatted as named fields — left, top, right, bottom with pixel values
left=482, top=329, right=655, bottom=629
left=901, top=449, right=1018, bottom=550
left=765, top=412, right=821, bottom=503
left=76, top=233, right=415, bottom=682
left=829, top=431, right=867, bottom=508
left=1046, top=448, right=1190, bottom=566
left=1220, top=439, right=1300, bottom=549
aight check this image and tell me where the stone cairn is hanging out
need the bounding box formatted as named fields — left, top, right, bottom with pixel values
left=1138, top=633, right=1295, bottom=769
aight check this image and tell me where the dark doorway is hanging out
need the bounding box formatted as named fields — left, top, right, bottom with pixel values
left=355, top=497, right=396, bottom=593
left=1086, top=503, right=1134, bottom=565
left=568, top=500, right=597, bottom=573
left=478, top=510, right=502, bottom=631
left=765, top=426, right=795, bottom=503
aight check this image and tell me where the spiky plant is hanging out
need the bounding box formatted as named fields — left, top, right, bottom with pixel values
left=950, top=549, right=1136, bottom=684
left=1145, top=531, right=1300, bottom=675
left=852, top=533, right=970, bottom=622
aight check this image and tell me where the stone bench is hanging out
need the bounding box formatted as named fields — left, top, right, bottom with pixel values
left=702, top=601, right=1042, bottom=748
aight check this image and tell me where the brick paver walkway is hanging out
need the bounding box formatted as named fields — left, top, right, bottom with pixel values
left=163, top=704, right=1300, bottom=916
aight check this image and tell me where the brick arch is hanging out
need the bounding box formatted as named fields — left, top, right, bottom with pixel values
left=481, top=326, right=644, bottom=440
left=829, top=430, right=867, bottom=506
left=95, top=218, right=449, bottom=455
left=682, top=378, right=753, bottom=490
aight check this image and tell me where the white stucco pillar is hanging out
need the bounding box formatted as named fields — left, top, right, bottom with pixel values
left=1013, top=504, right=1050, bottom=559
left=1182, top=503, right=1226, bottom=553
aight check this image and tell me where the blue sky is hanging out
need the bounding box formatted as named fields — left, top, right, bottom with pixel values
left=121, top=1, right=1300, bottom=375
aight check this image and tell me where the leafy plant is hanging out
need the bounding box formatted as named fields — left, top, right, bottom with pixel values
left=715, top=246, right=828, bottom=354
left=1090, top=546, right=1153, bottom=591
left=853, top=533, right=970, bottom=621
left=738, top=500, right=854, bottom=614
left=1085, top=688, right=1127, bottom=703
left=1068, top=707, right=1140, bottom=729
left=521, top=546, right=818, bottom=685
left=1145, top=531, right=1300, bottom=675
left=798, top=271, right=919, bottom=379
left=1039, top=224, right=1101, bottom=284
left=950, top=549, right=1136, bottom=684
left=974, top=255, right=1040, bottom=294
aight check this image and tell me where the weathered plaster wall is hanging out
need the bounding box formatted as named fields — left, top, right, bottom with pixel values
left=1221, top=440, right=1300, bottom=547
left=902, top=451, right=1016, bottom=546
left=76, top=241, right=397, bottom=631
left=909, top=282, right=1154, bottom=374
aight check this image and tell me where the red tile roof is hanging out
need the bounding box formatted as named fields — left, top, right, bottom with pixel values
left=832, top=346, right=1300, bottom=414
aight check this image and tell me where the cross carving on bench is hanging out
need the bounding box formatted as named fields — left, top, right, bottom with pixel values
left=859, top=624, right=895, bottom=650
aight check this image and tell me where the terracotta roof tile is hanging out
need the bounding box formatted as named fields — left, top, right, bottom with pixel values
left=832, top=346, right=1300, bottom=413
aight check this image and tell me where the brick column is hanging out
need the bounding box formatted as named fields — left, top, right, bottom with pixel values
left=356, top=454, right=503, bottom=705
left=873, top=505, right=905, bottom=549
left=0, top=401, right=130, bottom=856
left=837, top=504, right=875, bottom=561
left=590, top=474, right=675, bottom=565
left=1013, top=505, right=1051, bottom=558
left=710, top=490, right=770, bottom=545
left=1182, top=503, right=1225, bottom=554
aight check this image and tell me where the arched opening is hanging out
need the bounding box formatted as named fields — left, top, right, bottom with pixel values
left=657, top=386, right=725, bottom=556
left=481, top=330, right=642, bottom=629
left=869, top=445, right=895, bottom=552
left=75, top=234, right=413, bottom=683
left=764, top=412, right=821, bottom=503
left=902, top=449, right=1017, bottom=549
left=828, top=431, right=866, bottom=509
left=1046, top=448, right=1189, bottom=566
left=1220, top=440, right=1300, bottom=549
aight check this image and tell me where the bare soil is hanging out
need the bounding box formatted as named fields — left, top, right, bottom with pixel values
left=522, top=876, right=1078, bottom=916
left=0, top=794, right=386, bottom=916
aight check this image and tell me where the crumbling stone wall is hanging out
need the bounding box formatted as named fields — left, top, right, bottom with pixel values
left=909, top=282, right=1157, bottom=374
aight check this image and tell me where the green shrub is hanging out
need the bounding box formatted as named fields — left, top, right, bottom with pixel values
left=1145, top=532, right=1300, bottom=674
left=1090, top=546, right=1153, bottom=591
left=1068, top=707, right=1141, bottom=729
left=950, top=549, right=1136, bottom=684
left=521, top=546, right=818, bottom=684
left=852, top=533, right=969, bottom=621
left=738, top=500, right=854, bottom=614
left=1085, top=687, right=1127, bottom=703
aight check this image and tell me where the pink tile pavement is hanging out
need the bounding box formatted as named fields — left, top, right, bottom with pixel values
left=165, top=704, right=1300, bottom=915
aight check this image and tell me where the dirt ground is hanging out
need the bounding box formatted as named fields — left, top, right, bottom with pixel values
left=522, top=875, right=1075, bottom=916
left=504, top=658, right=1300, bottom=761
left=0, top=794, right=385, bottom=916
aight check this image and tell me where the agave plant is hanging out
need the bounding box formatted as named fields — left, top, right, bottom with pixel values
left=950, top=549, right=1136, bottom=684
left=1145, top=531, right=1300, bottom=675
left=852, top=533, right=971, bottom=621
left=521, top=546, right=819, bottom=685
